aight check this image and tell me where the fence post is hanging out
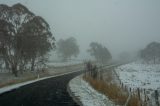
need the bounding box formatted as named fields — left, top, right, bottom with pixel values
left=137, top=88, right=140, bottom=100
left=155, top=90, right=159, bottom=106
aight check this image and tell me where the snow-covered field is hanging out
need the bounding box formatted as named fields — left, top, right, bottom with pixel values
left=116, top=62, right=160, bottom=90
left=115, top=62, right=160, bottom=105
left=69, top=75, right=116, bottom=106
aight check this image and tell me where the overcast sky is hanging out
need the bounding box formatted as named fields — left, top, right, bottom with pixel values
left=1, top=0, right=160, bottom=59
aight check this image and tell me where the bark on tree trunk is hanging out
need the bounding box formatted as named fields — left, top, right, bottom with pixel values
left=31, top=58, right=35, bottom=71
left=11, top=64, right=18, bottom=77
left=19, top=64, right=24, bottom=74
left=5, top=59, right=9, bottom=69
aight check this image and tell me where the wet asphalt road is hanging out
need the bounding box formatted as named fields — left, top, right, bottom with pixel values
left=0, top=71, right=81, bottom=106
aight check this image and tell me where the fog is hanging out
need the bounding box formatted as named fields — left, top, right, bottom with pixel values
left=1, top=0, right=160, bottom=60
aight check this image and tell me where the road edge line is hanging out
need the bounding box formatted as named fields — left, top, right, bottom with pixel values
left=0, top=70, right=82, bottom=95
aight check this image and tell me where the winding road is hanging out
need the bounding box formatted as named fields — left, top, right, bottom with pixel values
left=0, top=71, right=81, bottom=106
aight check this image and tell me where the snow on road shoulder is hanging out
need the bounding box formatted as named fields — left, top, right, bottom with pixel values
left=116, top=62, right=160, bottom=90
left=69, top=75, right=115, bottom=106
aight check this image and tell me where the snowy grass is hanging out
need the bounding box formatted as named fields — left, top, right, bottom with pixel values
left=116, top=62, right=160, bottom=90
left=115, top=62, right=160, bottom=106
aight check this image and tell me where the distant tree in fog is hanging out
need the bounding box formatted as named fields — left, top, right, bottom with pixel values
left=0, top=4, right=55, bottom=76
left=87, top=42, right=112, bottom=63
left=141, top=42, right=160, bottom=64
left=57, top=37, right=79, bottom=61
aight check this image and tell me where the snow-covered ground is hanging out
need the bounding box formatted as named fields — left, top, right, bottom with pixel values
left=116, top=62, right=160, bottom=90
left=69, top=75, right=116, bottom=106
left=115, top=62, right=160, bottom=105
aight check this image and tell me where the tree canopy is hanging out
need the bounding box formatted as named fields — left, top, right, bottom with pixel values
left=88, top=42, right=112, bottom=63
left=0, top=3, right=55, bottom=76
left=141, top=42, right=160, bottom=64
left=57, top=37, right=79, bottom=61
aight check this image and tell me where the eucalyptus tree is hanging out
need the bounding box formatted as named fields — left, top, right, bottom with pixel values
left=141, top=42, right=160, bottom=64
left=19, top=16, right=54, bottom=71
left=0, top=3, right=55, bottom=76
left=88, top=42, right=112, bottom=63
left=57, top=37, right=79, bottom=61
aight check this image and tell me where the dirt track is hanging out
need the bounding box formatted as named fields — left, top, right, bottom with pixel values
left=0, top=71, right=81, bottom=106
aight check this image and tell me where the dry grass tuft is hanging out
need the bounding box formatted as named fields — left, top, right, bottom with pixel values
left=128, top=95, right=140, bottom=106
left=84, top=75, right=142, bottom=106
left=84, top=76, right=128, bottom=105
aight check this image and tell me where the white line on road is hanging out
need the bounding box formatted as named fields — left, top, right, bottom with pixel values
left=0, top=69, right=82, bottom=95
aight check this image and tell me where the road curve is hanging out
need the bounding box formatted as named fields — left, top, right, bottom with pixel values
left=0, top=71, right=81, bottom=106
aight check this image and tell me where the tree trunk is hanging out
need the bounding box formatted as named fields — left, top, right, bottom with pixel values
left=19, top=63, right=24, bottom=74
left=31, top=58, right=35, bottom=71
left=3, top=56, right=10, bottom=71
left=5, top=59, right=9, bottom=70
left=11, top=64, right=18, bottom=77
